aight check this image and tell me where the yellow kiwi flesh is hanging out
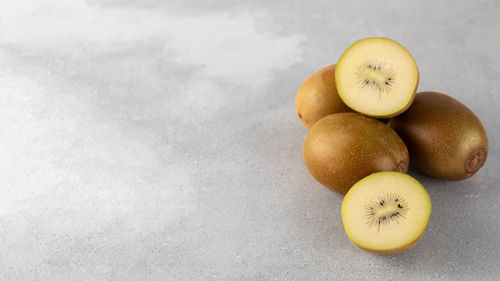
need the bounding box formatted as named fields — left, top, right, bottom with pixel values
left=389, top=91, right=488, bottom=180
left=342, top=172, right=431, bottom=255
left=303, top=113, right=409, bottom=195
left=296, top=64, right=352, bottom=129
left=335, top=38, right=419, bottom=118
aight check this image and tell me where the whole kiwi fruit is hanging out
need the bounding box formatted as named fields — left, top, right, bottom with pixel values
left=296, top=64, right=351, bottom=129
left=389, top=91, right=488, bottom=180
left=303, top=113, right=409, bottom=195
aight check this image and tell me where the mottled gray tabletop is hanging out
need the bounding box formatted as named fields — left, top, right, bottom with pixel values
left=1, top=0, right=499, bottom=280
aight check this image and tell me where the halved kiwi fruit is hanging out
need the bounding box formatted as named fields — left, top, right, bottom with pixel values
left=342, top=172, right=431, bottom=255
left=335, top=38, right=419, bottom=118
left=389, top=91, right=488, bottom=180
left=303, top=113, right=409, bottom=195
left=296, top=64, right=352, bottom=129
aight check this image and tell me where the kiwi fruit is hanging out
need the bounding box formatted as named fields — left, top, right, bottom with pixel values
left=296, top=64, right=352, bottom=129
left=335, top=37, right=419, bottom=118
left=342, top=172, right=431, bottom=255
left=389, top=91, right=488, bottom=180
left=303, top=113, right=409, bottom=195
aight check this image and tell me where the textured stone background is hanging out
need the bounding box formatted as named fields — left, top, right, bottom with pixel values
left=0, top=0, right=499, bottom=280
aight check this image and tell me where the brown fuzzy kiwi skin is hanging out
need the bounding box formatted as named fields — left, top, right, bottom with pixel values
left=303, top=113, right=409, bottom=195
left=296, top=64, right=352, bottom=130
left=389, top=92, right=488, bottom=180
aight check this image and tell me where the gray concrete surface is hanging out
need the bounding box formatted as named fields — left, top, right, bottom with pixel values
left=0, top=0, right=499, bottom=280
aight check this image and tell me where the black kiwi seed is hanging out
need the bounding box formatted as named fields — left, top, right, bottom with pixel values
left=355, top=60, right=397, bottom=95
left=364, top=193, right=409, bottom=230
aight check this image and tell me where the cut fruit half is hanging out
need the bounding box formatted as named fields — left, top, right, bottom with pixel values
left=341, top=172, right=431, bottom=255
left=335, top=38, right=419, bottom=118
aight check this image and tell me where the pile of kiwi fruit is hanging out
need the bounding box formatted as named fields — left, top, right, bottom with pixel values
left=296, top=37, right=488, bottom=255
